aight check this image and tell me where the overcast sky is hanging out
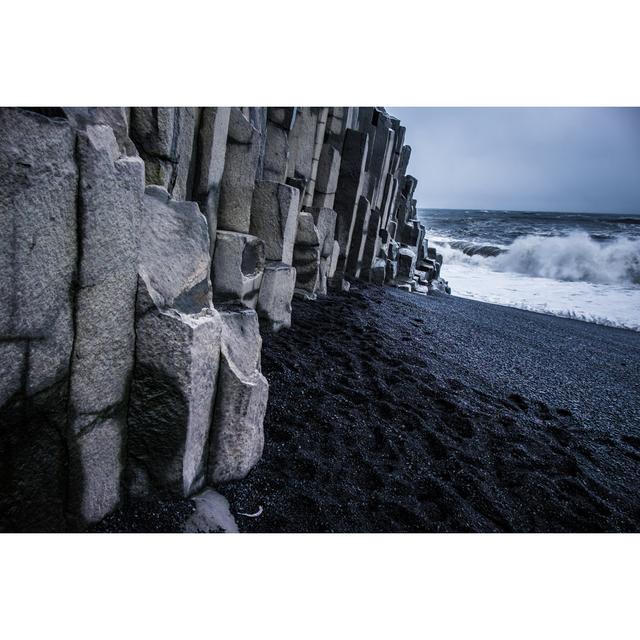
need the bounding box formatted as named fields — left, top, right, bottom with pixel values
left=388, top=108, right=640, bottom=213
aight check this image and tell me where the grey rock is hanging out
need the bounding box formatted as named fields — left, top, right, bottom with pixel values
left=385, top=259, right=398, bottom=283
left=309, top=207, right=337, bottom=295
left=218, top=108, right=262, bottom=233
left=287, top=107, right=319, bottom=190
left=398, top=145, right=412, bottom=179
left=208, top=308, right=268, bottom=483
left=262, top=121, right=290, bottom=183
left=310, top=207, right=338, bottom=258
left=184, top=488, right=239, bottom=533
left=397, top=247, right=417, bottom=281
left=129, top=107, right=198, bottom=200
left=63, top=107, right=135, bottom=155
left=0, top=109, right=77, bottom=395
left=333, top=129, right=368, bottom=276
left=328, top=240, right=340, bottom=278
left=0, top=108, right=78, bottom=531
left=312, top=143, right=341, bottom=209
left=250, top=180, right=300, bottom=264
left=345, top=196, right=371, bottom=278
left=212, top=230, right=265, bottom=308
left=371, top=258, right=387, bottom=285
left=400, top=220, right=421, bottom=248
left=257, top=262, right=297, bottom=331
left=193, top=107, right=230, bottom=255
left=294, top=211, right=320, bottom=246
left=325, top=107, right=357, bottom=146
left=293, top=212, right=321, bottom=294
left=302, top=107, right=329, bottom=208
left=402, top=174, right=418, bottom=199
left=267, top=107, right=296, bottom=131
left=360, top=208, right=382, bottom=280
left=139, top=186, right=212, bottom=313
left=128, top=277, right=222, bottom=499
left=387, top=220, right=398, bottom=243
left=67, top=124, right=145, bottom=526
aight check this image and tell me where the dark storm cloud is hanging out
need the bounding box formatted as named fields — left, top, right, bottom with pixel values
left=389, top=108, right=640, bottom=213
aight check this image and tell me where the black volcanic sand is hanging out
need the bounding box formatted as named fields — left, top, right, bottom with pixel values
left=222, top=283, right=640, bottom=533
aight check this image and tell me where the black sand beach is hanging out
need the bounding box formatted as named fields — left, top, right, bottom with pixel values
left=222, top=284, right=640, bottom=532
left=95, top=283, right=640, bottom=533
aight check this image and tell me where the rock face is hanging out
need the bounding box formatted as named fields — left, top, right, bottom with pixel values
left=250, top=181, right=300, bottom=264
left=0, top=109, right=78, bottom=532
left=193, top=107, right=230, bottom=257
left=67, top=124, right=145, bottom=527
left=218, top=108, right=262, bottom=234
left=0, top=105, right=445, bottom=531
left=127, top=186, right=221, bottom=499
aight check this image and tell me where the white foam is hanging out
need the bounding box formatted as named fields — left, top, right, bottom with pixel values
left=493, top=232, right=640, bottom=285
left=444, top=261, right=640, bottom=331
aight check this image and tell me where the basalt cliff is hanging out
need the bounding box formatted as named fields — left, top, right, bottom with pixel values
left=0, top=107, right=447, bottom=531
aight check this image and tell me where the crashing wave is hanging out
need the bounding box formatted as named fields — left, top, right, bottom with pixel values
left=493, top=232, right=640, bottom=285
left=448, top=240, right=506, bottom=257
left=441, top=232, right=640, bottom=285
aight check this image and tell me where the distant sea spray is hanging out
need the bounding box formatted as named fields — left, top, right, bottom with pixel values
left=443, top=232, right=640, bottom=285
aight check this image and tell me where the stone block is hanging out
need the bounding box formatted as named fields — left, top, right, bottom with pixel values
left=267, top=107, right=296, bottom=130
left=63, top=107, right=134, bottom=155
left=397, top=247, right=417, bottom=281
left=250, top=180, right=300, bottom=264
left=293, top=212, right=321, bottom=294
left=334, top=129, right=368, bottom=275
left=128, top=277, right=222, bottom=499
left=257, top=262, right=296, bottom=331
left=68, top=124, right=145, bottom=526
left=328, top=240, right=340, bottom=278
left=400, top=220, right=420, bottom=248
left=371, top=258, right=387, bottom=285
left=385, top=259, right=398, bottom=283
left=218, top=108, right=262, bottom=233
left=360, top=208, right=382, bottom=280
left=208, top=308, right=268, bottom=483
left=262, top=121, right=290, bottom=182
left=310, top=207, right=338, bottom=257
left=287, top=107, right=319, bottom=188
left=345, top=196, right=371, bottom=278
left=129, top=107, right=198, bottom=200
left=312, top=143, right=341, bottom=209
left=139, top=186, right=212, bottom=313
left=212, top=230, right=265, bottom=308
left=193, top=107, right=230, bottom=254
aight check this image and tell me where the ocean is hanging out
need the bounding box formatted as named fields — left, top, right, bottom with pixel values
left=416, top=208, right=640, bottom=331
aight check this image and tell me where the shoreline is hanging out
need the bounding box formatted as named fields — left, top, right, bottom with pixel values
left=448, top=290, right=640, bottom=333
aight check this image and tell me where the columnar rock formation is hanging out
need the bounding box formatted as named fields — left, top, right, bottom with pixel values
left=0, top=106, right=446, bottom=531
